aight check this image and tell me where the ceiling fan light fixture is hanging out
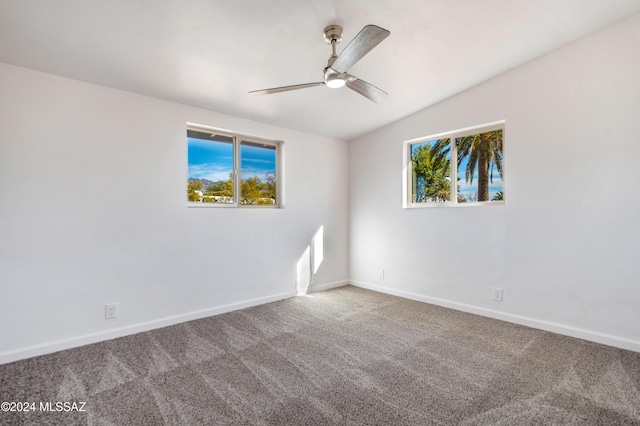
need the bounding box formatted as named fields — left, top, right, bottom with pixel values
left=324, top=68, right=346, bottom=88
left=326, top=76, right=346, bottom=88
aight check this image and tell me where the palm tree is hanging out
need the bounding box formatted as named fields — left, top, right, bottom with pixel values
left=456, top=130, right=503, bottom=202
left=411, top=139, right=451, bottom=202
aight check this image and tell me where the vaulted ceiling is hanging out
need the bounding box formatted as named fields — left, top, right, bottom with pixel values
left=2, top=0, right=640, bottom=140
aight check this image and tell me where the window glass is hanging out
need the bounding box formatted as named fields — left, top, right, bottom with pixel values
left=187, top=130, right=234, bottom=204
left=455, top=129, right=503, bottom=203
left=411, top=138, right=451, bottom=203
left=240, top=140, right=277, bottom=205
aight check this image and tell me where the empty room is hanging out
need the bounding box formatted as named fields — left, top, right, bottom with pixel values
left=1, top=0, right=640, bottom=424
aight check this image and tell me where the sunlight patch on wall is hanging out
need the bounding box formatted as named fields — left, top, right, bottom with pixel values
left=312, top=226, right=324, bottom=274
left=296, top=245, right=311, bottom=295
left=296, top=226, right=324, bottom=295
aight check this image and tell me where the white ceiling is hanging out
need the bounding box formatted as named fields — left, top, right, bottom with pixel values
left=2, top=0, right=640, bottom=140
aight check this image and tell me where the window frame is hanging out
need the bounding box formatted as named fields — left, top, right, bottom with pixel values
left=403, top=120, right=505, bottom=208
left=187, top=123, right=284, bottom=208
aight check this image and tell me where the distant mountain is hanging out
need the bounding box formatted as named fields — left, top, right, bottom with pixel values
left=188, top=177, right=218, bottom=188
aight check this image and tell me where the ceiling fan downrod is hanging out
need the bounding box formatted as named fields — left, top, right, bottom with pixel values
left=323, top=25, right=343, bottom=69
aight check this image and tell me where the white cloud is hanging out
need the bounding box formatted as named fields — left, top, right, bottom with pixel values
left=188, top=163, right=232, bottom=182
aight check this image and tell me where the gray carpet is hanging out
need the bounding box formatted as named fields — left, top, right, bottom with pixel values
left=1, top=285, right=639, bottom=425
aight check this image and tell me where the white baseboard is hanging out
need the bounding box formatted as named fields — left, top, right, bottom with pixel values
left=0, top=290, right=297, bottom=365
left=307, top=279, right=349, bottom=293
left=350, top=281, right=640, bottom=353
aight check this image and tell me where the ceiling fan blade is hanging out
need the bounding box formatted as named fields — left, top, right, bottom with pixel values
left=249, top=82, right=324, bottom=95
left=331, top=25, right=390, bottom=73
left=346, top=77, right=388, bottom=103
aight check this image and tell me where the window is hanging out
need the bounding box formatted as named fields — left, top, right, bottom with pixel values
left=187, top=124, right=282, bottom=207
left=404, top=121, right=504, bottom=207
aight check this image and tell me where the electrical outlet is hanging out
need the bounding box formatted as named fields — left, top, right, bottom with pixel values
left=380, top=269, right=385, bottom=279
left=492, top=288, right=504, bottom=302
left=105, top=303, right=118, bottom=319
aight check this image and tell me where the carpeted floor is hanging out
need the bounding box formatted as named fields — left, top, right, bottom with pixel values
left=1, top=285, right=639, bottom=425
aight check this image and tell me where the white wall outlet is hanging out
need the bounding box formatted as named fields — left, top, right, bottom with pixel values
left=380, top=269, right=385, bottom=279
left=493, top=288, right=504, bottom=302
left=105, top=303, right=118, bottom=319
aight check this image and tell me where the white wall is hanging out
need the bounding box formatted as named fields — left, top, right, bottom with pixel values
left=0, top=63, right=349, bottom=364
left=349, top=13, right=640, bottom=352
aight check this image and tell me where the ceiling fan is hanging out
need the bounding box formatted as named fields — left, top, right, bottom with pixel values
left=249, top=24, right=390, bottom=102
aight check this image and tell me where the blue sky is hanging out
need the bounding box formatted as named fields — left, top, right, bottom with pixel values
left=188, top=138, right=276, bottom=182
left=240, top=144, right=276, bottom=180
